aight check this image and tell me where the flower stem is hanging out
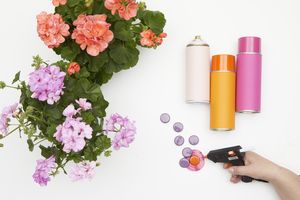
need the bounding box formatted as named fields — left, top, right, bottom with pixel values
left=27, top=114, right=47, bottom=124
left=5, top=85, right=19, bottom=90
left=1, top=126, right=21, bottom=139
left=34, top=139, right=46, bottom=146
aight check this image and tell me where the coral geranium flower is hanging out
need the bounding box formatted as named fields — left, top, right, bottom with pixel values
left=37, top=12, right=70, bottom=48
left=140, top=29, right=167, bottom=47
left=67, top=62, right=80, bottom=75
left=71, top=14, right=114, bottom=56
left=52, top=0, right=67, bottom=7
left=104, top=0, right=138, bottom=20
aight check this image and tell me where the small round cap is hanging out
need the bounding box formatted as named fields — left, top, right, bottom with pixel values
left=182, top=147, right=193, bottom=158
left=179, top=158, right=190, bottom=168
left=238, top=36, right=261, bottom=53
left=174, top=136, right=184, bottom=146
left=211, top=54, right=235, bottom=72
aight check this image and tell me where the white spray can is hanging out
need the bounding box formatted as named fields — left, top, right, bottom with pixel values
left=186, top=36, right=210, bottom=103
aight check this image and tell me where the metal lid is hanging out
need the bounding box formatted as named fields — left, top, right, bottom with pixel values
left=187, top=35, right=209, bottom=47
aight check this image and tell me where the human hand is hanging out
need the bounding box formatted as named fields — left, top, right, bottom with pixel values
left=224, top=151, right=281, bottom=183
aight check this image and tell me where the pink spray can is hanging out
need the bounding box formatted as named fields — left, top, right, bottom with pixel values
left=236, top=37, right=262, bottom=113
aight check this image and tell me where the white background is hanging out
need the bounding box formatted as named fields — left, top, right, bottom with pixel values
left=0, top=0, right=299, bottom=199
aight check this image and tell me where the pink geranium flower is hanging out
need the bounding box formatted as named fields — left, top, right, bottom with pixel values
left=37, top=12, right=70, bottom=48
left=104, top=0, right=138, bottom=20
left=0, top=103, right=18, bottom=136
left=105, top=113, right=136, bottom=150
left=32, top=156, right=56, bottom=186
left=52, top=0, right=67, bottom=7
left=54, top=116, right=93, bottom=153
left=28, top=65, right=66, bottom=105
left=71, top=14, right=114, bottom=56
left=69, top=161, right=96, bottom=181
left=54, top=102, right=93, bottom=153
left=76, top=98, right=92, bottom=111
left=62, top=104, right=78, bottom=118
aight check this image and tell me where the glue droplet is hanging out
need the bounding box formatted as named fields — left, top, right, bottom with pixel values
left=174, top=135, right=184, bottom=146
left=173, top=122, right=184, bottom=132
left=189, top=155, right=200, bottom=166
left=187, top=150, right=205, bottom=171
left=160, top=113, right=170, bottom=123
left=189, top=135, right=199, bottom=145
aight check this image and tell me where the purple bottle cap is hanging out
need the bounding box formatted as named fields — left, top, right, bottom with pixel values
left=179, top=158, right=190, bottom=168
left=174, top=136, right=184, bottom=146
left=160, top=113, right=170, bottom=123
left=173, top=122, right=184, bottom=132
left=182, top=147, right=193, bottom=158
left=188, top=135, right=199, bottom=145
left=238, top=36, right=261, bottom=53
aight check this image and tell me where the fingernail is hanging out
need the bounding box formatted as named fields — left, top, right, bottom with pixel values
left=228, top=167, right=234, bottom=174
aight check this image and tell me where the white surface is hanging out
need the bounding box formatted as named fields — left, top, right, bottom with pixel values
left=0, top=0, right=299, bottom=199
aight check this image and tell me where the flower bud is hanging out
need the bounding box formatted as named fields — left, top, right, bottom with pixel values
left=0, top=81, right=6, bottom=89
left=68, top=62, right=81, bottom=75
left=85, top=0, right=93, bottom=7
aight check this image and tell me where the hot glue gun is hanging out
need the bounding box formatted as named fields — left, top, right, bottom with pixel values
left=206, top=145, right=268, bottom=183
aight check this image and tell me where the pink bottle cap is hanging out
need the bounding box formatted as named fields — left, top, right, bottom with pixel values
left=238, top=36, right=261, bottom=53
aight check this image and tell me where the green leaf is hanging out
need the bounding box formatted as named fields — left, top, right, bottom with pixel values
left=31, top=55, right=44, bottom=69
left=55, top=4, right=76, bottom=23
left=46, top=124, right=58, bottom=139
left=81, top=112, right=95, bottom=124
left=87, top=52, right=109, bottom=72
left=64, top=77, right=77, bottom=92
left=67, top=0, right=80, bottom=7
left=76, top=67, right=90, bottom=78
left=92, top=97, right=108, bottom=118
left=54, top=41, right=81, bottom=61
left=104, top=150, right=112, bottom=157
left=84, top=146, right=97, bottom=161
left=92, top=0, right=108, bottom=15
left=74, top=78, right=89, bottom=96
left=94, top=70, right=113, bottom=85
left=75, top=53, right=89, bottom=66
left=74, top=3, right=87, bottom=17
left=0, top=143, right=3, bottom=148
left=114, top=21, right=133, bottom=41
left=86, top=84, right=101, bottom=102
left=109, top=44, right=139, bottom=66
left=95, top=134, right=111, bottom=150
left=142, top=10, right=166, bottom=34
left=27, top=139, right=34, bottom=151
left=44, top=106, right=62, bottom=121
left=12, top=71, right=20, bottom=84
left=52, top=60, right=69, bottom=70
left=62, top=44, right=80, bottom=61
left=68, top=153, right=82, bottom=163
left=40, top=145, right=54, bottom=158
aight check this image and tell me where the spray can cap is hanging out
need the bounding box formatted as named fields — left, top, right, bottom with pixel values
left=211, top=54, right=235, bottom=72
left=238, top=36, right=261, bottom=53
left=187, top=35, right=209, bottom=47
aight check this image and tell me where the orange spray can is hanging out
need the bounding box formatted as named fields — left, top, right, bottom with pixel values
left=210, top=55, right=236, bottom=131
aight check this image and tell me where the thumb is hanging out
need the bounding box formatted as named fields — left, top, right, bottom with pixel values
left=228, top=166, right=250, bottom=176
